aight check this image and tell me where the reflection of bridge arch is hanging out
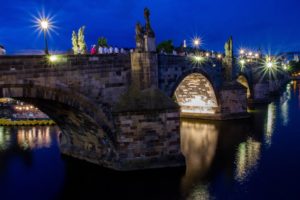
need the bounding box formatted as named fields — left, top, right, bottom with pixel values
left=172, top=69, right=220, bottom=116
left=0, top=84, right=117, bottom=167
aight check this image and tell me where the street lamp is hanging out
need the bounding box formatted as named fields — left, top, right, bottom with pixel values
left=240, top=59, right=246, bottom=66
left=193, top=37, right=201, bottom=49
left=40, top=19, right=49, bottom=55
left=266, top=62, right=273, bottom=68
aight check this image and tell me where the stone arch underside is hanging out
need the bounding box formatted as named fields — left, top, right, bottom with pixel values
left=0, top=85, right=119, bottom=168
left=237, top=75, right=251, bottom=99
left=175, top=73, right=219, bottom=115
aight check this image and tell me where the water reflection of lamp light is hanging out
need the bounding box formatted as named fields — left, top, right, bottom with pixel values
left=235, top=137, right=261, bottom=182
left=280, top=84, right=291, bottom=126
left=0, top=126, right=11, bottom=150
left=185, top=184, right=211, bottom=200
left=18, top=127, right=52, bottom=150
left=265, top=103, right=276, bottom=146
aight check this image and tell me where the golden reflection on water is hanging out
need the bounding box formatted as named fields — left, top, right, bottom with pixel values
left=293, top=80, right=297, bottom=93
left=265, top=103, right=276, bottom=146
left=0, top=126, right=54, bottom=151
left=17, top=127, right=52, bottom=150
left=0, top=126, right=11, bottom=151
left=180, top=119, right=218, bottom=199
left=280, top=83, right=291, bottom=126
left=180, top=117, right=265, bottom=197
left=235, top=137, right=261, bottom=182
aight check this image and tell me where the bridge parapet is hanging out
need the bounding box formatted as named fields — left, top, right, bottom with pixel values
left=0, top=54, right=131, bottom=72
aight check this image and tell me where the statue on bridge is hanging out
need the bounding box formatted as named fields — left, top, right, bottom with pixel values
left=144, top=8, right=155, bottom=38
left=223, top=36, right=235, bottom=82
left=135, top=8, right=156, bottom=52
left=225, top=36, right=233, bottom=58
left=135, top=22, right=145, bottom=51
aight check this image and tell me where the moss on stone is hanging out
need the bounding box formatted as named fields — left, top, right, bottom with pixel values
left=113, top=87, right=179, bottom=113
left=0, top=118, right=56, bottom=126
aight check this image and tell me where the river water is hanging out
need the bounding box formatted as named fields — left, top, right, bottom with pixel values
left=0, top=81, right=300, bottom=200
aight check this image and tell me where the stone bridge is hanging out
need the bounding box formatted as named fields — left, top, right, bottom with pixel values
left=0, top=9, right=289, bottom=170
left=0, top=50, right=289, bottom=170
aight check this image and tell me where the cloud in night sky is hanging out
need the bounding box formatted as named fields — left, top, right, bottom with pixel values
left=0, top=0, right=300, bottom=54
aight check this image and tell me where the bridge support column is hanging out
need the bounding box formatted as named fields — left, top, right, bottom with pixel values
left=218, top=37, right=249, bottom=119
left=218, top=83, right=249, bottom=119
left=112, top=87, right=184, bottom=170
left=110, top=51, right=183, bottom=170
left=110, top=8, right=184, bottom=170
left=113, top=107, right=183, bottom=170
left=251, top=82, right=272, bottom=103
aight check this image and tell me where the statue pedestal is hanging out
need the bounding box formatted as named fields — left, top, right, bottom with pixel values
left=144, top=36, right=156, bottom=52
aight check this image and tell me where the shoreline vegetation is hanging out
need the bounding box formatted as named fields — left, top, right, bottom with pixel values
left=0, top=118, right=56, bottom=126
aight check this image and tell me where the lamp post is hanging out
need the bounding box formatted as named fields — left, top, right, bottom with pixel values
left=264, top=56, right=277, bottom=93
left=193, top=38, right=201, bottom=50
left=40, top=19, right=49, bottom=55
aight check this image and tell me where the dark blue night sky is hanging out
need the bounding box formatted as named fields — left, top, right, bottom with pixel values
left=1, top=0, right=300, bottom=54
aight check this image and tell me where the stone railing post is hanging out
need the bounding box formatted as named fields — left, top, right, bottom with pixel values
left=130, top=52, right=158, bottom=90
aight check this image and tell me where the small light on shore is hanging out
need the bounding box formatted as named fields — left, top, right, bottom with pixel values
left=49, top=55, right=58, bottom=62
left=240, top=59, right=246, bottom=65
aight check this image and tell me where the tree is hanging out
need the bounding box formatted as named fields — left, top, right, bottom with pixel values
left=157, top=40, right=174, bottom=54
left=71, top=26, right=87, bottom=55
left=98, top=37, right=108, bottom=47
left=72, top=31, right=78, bottom=55
left=288, top=60, right=300, bottom=73
left=78, top=26, right=87, bottom=54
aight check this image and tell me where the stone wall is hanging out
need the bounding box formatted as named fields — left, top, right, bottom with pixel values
left=219, top=83, right=249, bottom=119
left=114, top=109, right=184, bottom=170
left=253, top=83, right=271, bottom=102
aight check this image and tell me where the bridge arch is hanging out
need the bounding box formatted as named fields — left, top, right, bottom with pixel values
left=237, top=74, right=252, bottom=99
left=0, top=84, right=117, bottom=167
left=171, top=68, right=220, bottom=116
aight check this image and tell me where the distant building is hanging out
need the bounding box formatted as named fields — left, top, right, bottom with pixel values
left=278, top=52, right=300, bottom=63
left=0, top=45, right=6, bottom=55
left=294, top=54, right=299, bottom=62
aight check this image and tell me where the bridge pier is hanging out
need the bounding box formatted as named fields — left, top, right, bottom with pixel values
left=113, top=105, right=183, bottom=170
left=218, top=83, right=249, bottom=119
left=110, top=49, right=184, bottom=169
left=112, top=87, right=184, bottom=170
left=216, top=36, right=249, bottom=119
left=251, top=82, right=272, bottom=103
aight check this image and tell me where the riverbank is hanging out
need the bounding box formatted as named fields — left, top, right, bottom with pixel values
left=0, top=118, right=55, bottom=126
